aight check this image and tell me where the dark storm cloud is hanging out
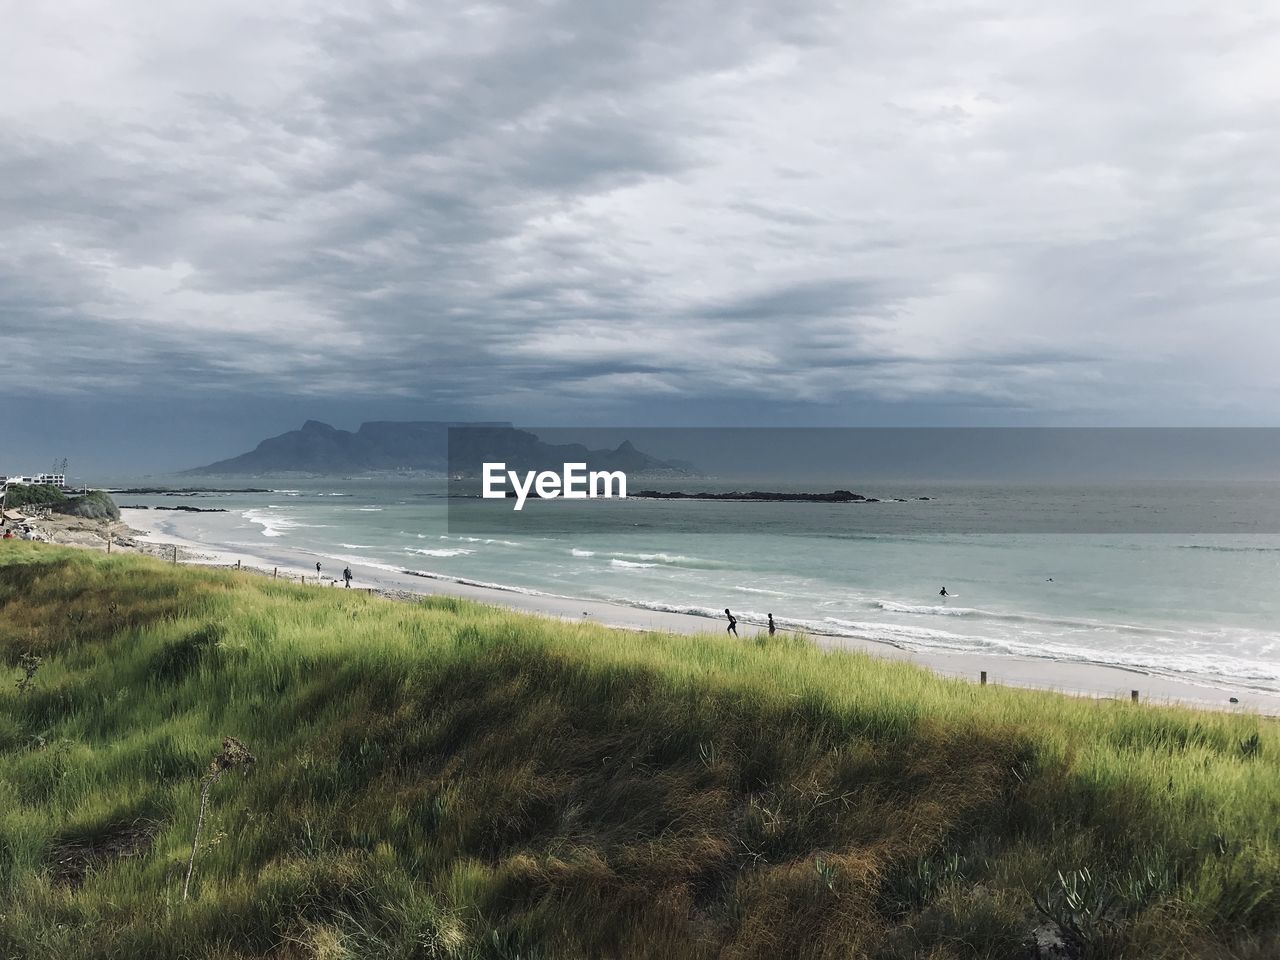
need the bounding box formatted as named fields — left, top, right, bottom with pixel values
left=2, top=0, right=1280, bottom=436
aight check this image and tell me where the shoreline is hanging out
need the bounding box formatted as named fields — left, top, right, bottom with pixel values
left=105, top=508, right=1280, bottom=715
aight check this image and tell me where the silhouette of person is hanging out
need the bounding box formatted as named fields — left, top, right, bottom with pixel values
left=725, top=608, right=738, bottom=636
left=315, top=562, right=322, bottom=578
left=939, top=586, right=948, bottom=597
left=343, top=566, right=353, bottom=588
left=768, top=613, right=776, bottom=637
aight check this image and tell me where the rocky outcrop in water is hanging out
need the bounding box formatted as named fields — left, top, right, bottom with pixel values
left=120, top=505, right=227, bottom=513
left=634, top=489, right=873, bottom=502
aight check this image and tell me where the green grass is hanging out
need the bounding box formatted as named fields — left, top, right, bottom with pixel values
left=1, top=544, right=1278, bottom=959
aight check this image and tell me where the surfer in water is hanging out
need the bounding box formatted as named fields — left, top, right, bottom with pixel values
left=767, top=613, right=776, bottom=637
left=725, top=608, right=738, bottom=636
left=939, top=586, right=948, bottom=597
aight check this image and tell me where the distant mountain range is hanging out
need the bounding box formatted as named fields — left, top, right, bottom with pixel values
left=184, top=420, right=688, bottom=477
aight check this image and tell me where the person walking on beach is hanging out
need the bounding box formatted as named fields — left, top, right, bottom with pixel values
left=725, top=608, right=738, bottom=636
left=767, top=613, right=776, bottom=637
left=343, top=566, right=353, bottom=588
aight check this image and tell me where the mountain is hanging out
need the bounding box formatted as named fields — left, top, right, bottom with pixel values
left=184, top=421, right=687, bottom=477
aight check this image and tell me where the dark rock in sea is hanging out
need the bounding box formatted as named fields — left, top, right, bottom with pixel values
left=159, top=505, right=228, bottom=513
left=121, top=504, right=225, bottom=513
left=633, top=489, right=874, bottom=503
left=115, top=487, right=271, bottom=494
left=918, top=496, right=932, bottom=500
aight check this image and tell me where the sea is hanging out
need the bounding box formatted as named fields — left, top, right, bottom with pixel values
left=107, top=477, right=1280, bottom=697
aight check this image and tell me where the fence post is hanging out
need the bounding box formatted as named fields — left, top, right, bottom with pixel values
left=273, top=567, right=277, bottom=579
left=1131, top=690, right=1139, bottom=703
left=173, top=545, right=178, bottom=565
left=980, top=670, right=987, bottom=685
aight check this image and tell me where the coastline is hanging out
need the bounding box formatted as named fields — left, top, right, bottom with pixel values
left=104, top=508, right=1280, bottom=716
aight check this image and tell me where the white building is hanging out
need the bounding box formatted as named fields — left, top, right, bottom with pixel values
left=1, top=474, right=66, bottom=488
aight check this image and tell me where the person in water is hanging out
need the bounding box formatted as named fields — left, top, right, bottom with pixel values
left=343, top=566, right=353, bottom=588
left=725, top=608, right=738, bottom=636
left=767, top=613, right=776, bottom=637
left=939, top=586, right=948, bottom=597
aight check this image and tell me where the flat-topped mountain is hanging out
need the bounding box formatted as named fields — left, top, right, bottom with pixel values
left=185, top=420, right=686, bottom=477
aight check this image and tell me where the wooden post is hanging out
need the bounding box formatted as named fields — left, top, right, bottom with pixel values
left=236, top=559, right=241, bottom=570
left=301, top=575, right=305, bottom=585
left=1131, top=690, right=1139, bottom=703
left=273, top=567, right=277, bottom=579
left=173, top=545, right=178, bottom=565
left=980, top=670, right=987, bottom=685
left=106, top=535, right=111, bottom=554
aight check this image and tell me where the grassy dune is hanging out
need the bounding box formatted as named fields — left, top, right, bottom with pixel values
left=1, top=544, right=1278, bottom=959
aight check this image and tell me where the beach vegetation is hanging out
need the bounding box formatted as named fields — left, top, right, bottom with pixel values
left=1, top=544, right=1278, bottom=959
left=13, top=651, right=41, bottom=694
left=52, top=490, right=121, bottom=521
left=3, top=483, right=67, bottom=510
left=183, top=736, right=256, bottom=901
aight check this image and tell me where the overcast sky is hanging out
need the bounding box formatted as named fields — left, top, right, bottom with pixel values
left=3, top=1, right=1279, bottom=471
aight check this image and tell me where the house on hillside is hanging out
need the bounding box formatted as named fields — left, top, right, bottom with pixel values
left=1, top=473, right=65, bottom=488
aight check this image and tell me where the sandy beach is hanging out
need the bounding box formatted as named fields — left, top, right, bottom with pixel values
left=44, top=507, right=1265, bottom=716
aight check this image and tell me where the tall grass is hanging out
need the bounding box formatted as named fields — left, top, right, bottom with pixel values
left=1, top=543, right=1277, bottom=959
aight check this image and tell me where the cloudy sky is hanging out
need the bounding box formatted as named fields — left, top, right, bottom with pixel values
left=3, top=1, right=1279, bottom=471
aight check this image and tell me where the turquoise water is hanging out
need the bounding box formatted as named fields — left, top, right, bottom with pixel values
left=117, top=479, right=1280, bottom=694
